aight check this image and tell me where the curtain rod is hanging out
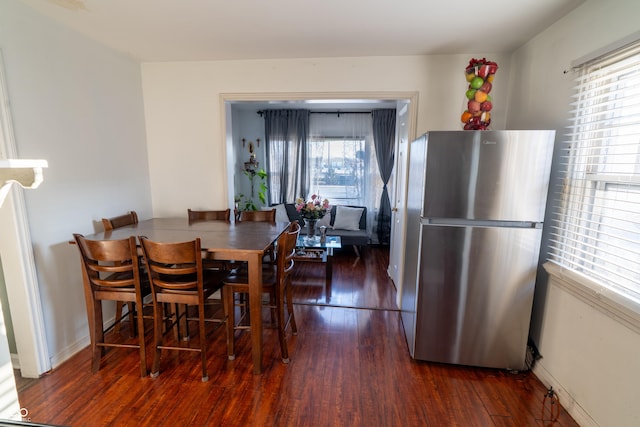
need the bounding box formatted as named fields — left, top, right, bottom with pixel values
left=257, top=110, right=373, bottom=117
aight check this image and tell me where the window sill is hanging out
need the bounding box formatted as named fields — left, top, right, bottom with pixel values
left=543, top=261, right=640, bottom=334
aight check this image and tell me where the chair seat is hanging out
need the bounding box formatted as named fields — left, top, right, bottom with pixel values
left=223, top=265, right=276, bottom=288
left=155, top=270, right=227, bottom=298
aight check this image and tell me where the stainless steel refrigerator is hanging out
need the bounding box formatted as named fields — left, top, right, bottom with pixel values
left=400, top=130, right=555, bottom=370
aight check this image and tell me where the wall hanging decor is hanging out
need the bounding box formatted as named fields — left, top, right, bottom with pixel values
left=460, top=58, right=498, bottom=130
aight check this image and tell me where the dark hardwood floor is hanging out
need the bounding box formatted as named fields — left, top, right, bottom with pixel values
left=17, top=246, right=578, bottom=426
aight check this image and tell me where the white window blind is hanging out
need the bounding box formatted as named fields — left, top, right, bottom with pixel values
left=549, top=40, right=640, bottom=303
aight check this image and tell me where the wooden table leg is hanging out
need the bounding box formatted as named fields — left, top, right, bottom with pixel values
left=247, top=252, right=263, bottom=374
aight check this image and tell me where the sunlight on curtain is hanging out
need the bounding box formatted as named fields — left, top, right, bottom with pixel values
left=308, top=113, right=382, bottom=243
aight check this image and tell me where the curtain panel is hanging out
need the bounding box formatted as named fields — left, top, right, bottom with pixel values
left=264, top=110, right=310, bottom=204
left=372, top=109, right=396, bottom=245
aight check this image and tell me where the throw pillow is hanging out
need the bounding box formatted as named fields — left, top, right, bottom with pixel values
left=332, top=206, right=363, bottom=231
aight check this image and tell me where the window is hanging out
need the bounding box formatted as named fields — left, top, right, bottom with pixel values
left=264, top=111, right=384, bottom=242
left=548, top=40, right=640, bottom=305
left=308, top=137, right=367, bottom=205
left=306, top=113, right=382, bottom=214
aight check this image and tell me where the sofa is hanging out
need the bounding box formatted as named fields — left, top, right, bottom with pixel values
left=273, top=203, right=369, bottom=257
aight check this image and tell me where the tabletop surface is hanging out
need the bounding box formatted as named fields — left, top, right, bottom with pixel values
left=83, top=217, right=289, bottom=255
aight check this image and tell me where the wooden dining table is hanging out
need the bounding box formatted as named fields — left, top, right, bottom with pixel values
left=81, top=217, right=289, bottom=374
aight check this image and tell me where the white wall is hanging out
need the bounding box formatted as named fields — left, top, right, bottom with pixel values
left=141, top=53, right=512, bottom=217
left=506, top=0, right=640, bottom=425
left=0, top=2, right=152, bottom=366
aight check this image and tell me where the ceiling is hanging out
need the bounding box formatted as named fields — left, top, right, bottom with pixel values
left=19, top=0, right=584, bottom=62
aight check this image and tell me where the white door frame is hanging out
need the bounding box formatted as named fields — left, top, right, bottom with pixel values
left=388, top=102, right=413, bottom=307
left=0, top=50, right=51, bottom=378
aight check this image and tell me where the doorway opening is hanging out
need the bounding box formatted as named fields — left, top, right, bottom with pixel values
left=221, top=92, right=418, bottom=309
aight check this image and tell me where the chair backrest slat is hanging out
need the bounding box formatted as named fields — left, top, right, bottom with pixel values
left=276, top=221, right=300, bottom=280
left=102, top=211, right=138, bottom=231
left=188, top=208, right=231, bottom=223
left=73, top=234, right=140, bottom=291
left=239, top=209, right=276, bottom=223
left=139, top=237, right=204, bottom=293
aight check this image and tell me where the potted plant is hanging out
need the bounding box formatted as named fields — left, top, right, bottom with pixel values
left=235, top=168, right=268, bottom=212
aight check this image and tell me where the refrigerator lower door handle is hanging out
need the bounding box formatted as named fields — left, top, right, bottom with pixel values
left=421, top=217, right=542, bottom=229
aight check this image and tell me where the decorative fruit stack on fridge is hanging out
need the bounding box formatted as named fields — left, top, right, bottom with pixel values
left=460, top=58, right=498, bottom=130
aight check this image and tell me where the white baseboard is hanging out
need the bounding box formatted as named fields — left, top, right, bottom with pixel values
left=49, top=315, right=121, bottom=369
left=533, top=362, right=598, bottom=427
left=49, top=335, right=90, bottom=369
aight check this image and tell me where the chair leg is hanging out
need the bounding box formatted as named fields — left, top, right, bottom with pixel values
left=223, top=286, right=236, bottom=360
left=114, top=301, right=123, bottom=333
left=285, top=278, right=297, bottom=335
left=91, top=299, right=104, bottom=373
left=353, top=244, right=361, bottom=257
left=151, top=301, right=164, bottom=378
left=127, top=303, right=136, bottom=336
left=269, top=289, right=277, bottom=325
left=276, top=285, right=289, bottom=363
left=198, top=304, right=208, bottom=382
left=135, top=302, right=148, bottom=377
left=113, top=301, right=135, bottom=335
left=179, top=304, right=190, bottom=341
left=221, top=287, right=233, bottom=361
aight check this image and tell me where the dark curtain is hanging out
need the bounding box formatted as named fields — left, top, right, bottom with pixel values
left=372, top=109, right=396, bottom=245
left=264, top=110, right=310, bottom=204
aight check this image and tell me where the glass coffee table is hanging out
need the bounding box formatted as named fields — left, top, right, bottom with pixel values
left=293, top=235, right=342, bottom=291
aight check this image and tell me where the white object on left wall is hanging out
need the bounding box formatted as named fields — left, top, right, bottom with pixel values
left=0, top=159, right=47, bottom=206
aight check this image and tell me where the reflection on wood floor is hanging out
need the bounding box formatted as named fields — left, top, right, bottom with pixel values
left=16, top=246, right=578, bottom=426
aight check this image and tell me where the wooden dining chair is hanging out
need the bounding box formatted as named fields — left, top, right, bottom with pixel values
left=73, top=233, right=149, bottom=377
left=188, top=208, right=231, bottom=223
left=101, top=210, right=140, bottom=333
left=238, top=209, right=276, bottom=223
left=238, top=209, right=278, bottom=263
left=187, top=208, right=234, bottom=271
left=223, top=221, right=301, bottom=363
left=102, top=210, right=138, bottom=231
left=139, top=236, right=230, bottom=382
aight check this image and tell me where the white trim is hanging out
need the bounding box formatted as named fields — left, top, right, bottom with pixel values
left=571, top=30, right=640, bottom=68
left=543, top=261, right=640, bottom=335
left=219, top=90, right=419, bottom=139
left=0, top=50, right=50, bottom=377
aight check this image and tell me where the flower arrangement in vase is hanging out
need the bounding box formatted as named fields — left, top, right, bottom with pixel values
left=295, top=194, right=330, bottom=237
